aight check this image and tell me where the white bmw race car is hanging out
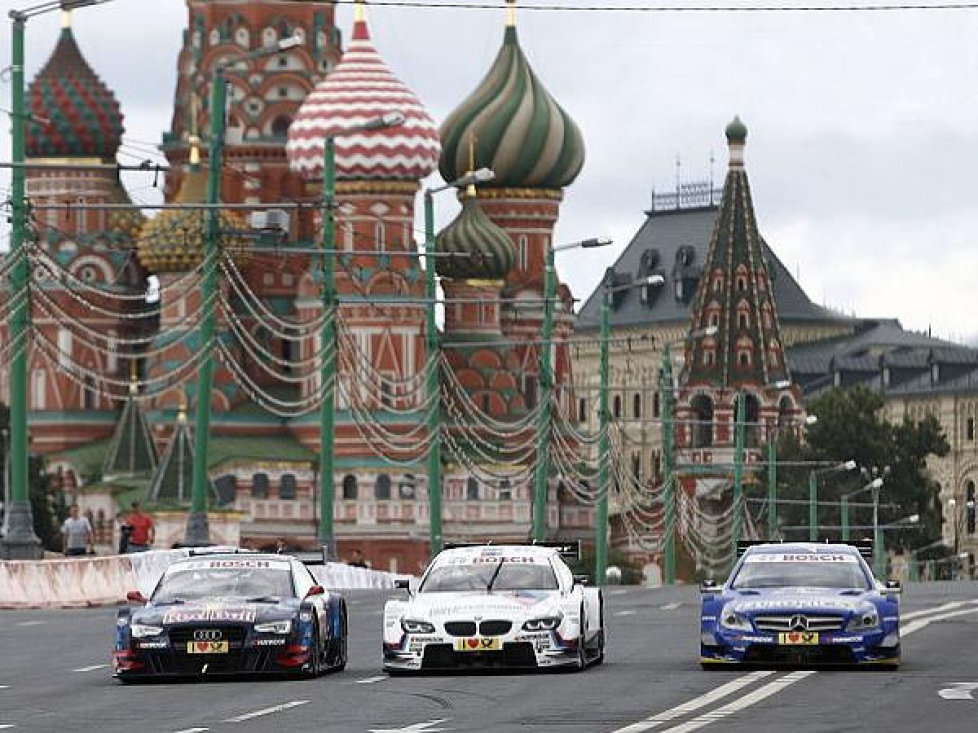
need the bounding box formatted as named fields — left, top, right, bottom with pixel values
left=382, top=542, right=605, bottom=673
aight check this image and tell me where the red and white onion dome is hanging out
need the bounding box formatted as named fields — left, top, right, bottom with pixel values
left=286, top=12, right=440, bottom=182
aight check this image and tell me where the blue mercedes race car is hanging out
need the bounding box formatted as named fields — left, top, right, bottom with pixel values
left=114, top=552, right=347, bottom=680
left=700, top=542, right=901, bottom=669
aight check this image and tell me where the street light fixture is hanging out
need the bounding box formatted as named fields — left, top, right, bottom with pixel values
left=532, top=236, right=612, bottom=542
left=422, top=167, right=495, bottom=558
left=3, top=0, right=119, bottom=559
left=841, top=477, right=883, bottom=542
left=184, top=33, right=306, bottom=547
left=808, top=459, right=858, bottom=542
left=317, top=112, right=405, bottom=558
left=594, top=274, right=664, bottom=586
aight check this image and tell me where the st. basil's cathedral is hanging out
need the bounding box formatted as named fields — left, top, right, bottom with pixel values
left=1, top=0, right=592, bottom=572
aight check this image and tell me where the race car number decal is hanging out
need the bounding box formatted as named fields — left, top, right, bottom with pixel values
left=454, top=637, right=502, bottom=652
left=778, top=632, right=819, bottom=645
left=186, top=641, right=229, bottom=654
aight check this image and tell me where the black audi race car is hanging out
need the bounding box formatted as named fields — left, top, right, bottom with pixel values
left=113, top=552, right=347, bottom=680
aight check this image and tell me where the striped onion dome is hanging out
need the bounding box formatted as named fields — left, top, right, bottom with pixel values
left=439, top=21, right=585, bottom=190
left=26, top=24, right=124, bottom=158
left=435, top=194, right=515, bottom=280
left=286, top=11, right=441, bottom=182
left=135, top=157, right=246, bottom=273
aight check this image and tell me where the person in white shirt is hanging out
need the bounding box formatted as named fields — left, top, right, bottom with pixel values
left=61, top=504, right=94, bottom=557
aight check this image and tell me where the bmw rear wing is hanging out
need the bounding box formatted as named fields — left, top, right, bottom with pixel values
left=736, top=540, right=778, bottom=557
left=443, top=540, right=582, bottom=561
left=847, top=539, right=874, bottom=563
left=290, top=546, right=329, bottom=566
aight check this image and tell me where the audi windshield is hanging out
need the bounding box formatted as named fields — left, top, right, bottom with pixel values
left=152, top=559, right=296, bottom=603
left=731, top=553, right=872, bottom=590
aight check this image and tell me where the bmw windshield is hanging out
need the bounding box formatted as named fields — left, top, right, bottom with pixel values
left=152, top=559, right=296, bottom=603
left=420, top=561, right=558, bottom=592
left=731, top=553, right=872, bottom=590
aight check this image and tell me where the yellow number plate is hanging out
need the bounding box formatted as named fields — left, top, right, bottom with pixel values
left=778, top=632, right=819, bottom=645
left=186, top=641, right=229, bottom=654
left=454, top=637, right=501, bottom=652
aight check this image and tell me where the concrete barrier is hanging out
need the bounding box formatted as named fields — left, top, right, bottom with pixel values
left=0, top=550, right=409, bottom=609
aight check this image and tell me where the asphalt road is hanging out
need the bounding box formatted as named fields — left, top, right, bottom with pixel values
left=2, top=583, right=978, bottom=733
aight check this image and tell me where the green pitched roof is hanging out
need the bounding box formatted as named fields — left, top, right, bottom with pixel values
left=146, top=416, right=217, bottom=506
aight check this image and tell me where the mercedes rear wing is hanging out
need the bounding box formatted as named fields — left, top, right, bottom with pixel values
left=443, top=540, right=582, bottom=562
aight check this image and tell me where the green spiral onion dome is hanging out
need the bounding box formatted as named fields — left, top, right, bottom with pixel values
left=25, top=26, right=124, bottom=158
left=136, top=164, right=247, bottom=274
left=725, top=115, right=748, bottom=144
left=436, top=196, right=515, bottom=280
left=438, top=24, right=585, bottom=190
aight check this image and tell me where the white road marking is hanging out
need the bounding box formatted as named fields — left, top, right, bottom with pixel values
left=72, top=664, right=107, bottom=673
left=356, top=675, right=387, bottom=684
left=611, top=671, right=774, bottom=733
left=610, top=589, right=630, bottom=596
left=903, top=605, right=978, bottom=636
left=656, top=671, right=815, bottom=733
left=171, top=728, right=209, bottom=733
left=15, top=621, right=43, bottom=627
left=938, top=682, right=978, bottom=700
left=223, top=700, right=309, bottom=723
left=615, top=610, right=637, bottom=617
left=368, top=719, right=449, bottom=733
left=903, top=601, right=969, bottom=620
left=0, top=724, right=14, bottom=730
left=0, top=686, right=8, bottom=690
left=660, top=602, right=682, bottom=611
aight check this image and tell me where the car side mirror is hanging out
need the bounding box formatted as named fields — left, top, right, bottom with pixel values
left=573, top=574, right=589, bottom=586
left=883, top=579, right=902, bottom=594
left=126, top=589, right=147, bottom=604
left=305, top=585, right=325, bottom=598
left=700, top=579, right=719, bottom=594
left=394, top=578, right=411, bottom=591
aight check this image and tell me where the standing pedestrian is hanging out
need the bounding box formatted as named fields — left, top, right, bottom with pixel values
left=125, top=501, right=155, bottom=553
left=61, top=504, right=94, bottom=557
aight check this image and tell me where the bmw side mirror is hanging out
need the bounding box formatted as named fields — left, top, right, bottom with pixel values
left=394, top=578, right=410, bottom=591
left=573, top=574, right=589, bottom=586
left=883, top=579, right=902, bottom=594
left=700, top=579, right=719, bottom=594
left=305, top=585, right=326, bottom=598
left=126, top=589, right=147, bottom=604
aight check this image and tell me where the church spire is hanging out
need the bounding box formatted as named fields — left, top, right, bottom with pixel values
left=683, top=117, right=790, bottom=389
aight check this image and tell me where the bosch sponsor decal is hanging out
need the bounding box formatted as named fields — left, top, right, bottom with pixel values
left=169, top=558, right=290, bottom=572
left=744, top=553, right=858, bottom=564
left=161, top=607, right=258, bottom=624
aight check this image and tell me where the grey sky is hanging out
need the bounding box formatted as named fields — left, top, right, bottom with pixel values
left=3, top=1, right=976, bottom=344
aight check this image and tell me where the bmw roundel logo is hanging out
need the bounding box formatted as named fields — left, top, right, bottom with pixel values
left=194, top=629, right=223, bottom=642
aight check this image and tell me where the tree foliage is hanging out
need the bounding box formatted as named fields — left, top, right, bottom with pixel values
left=773, top=387, right=949, bottom=554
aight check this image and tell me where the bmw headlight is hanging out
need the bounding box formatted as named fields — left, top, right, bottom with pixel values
left=400, top=619, right=435, bottom=634
left=847, top=611, right=880, bottom=631
left=522, top=615, right=563, bottom=632
left=720, top=610, right=752, bottom=632
left=254, top=619, right=292, bottom=634
left=130, top=623, right=164, bottom=638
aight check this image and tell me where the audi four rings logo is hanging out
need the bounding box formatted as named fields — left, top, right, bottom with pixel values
left=194, top=629, right=223, bottom=642
left=789, top=615, right=808, bottom=631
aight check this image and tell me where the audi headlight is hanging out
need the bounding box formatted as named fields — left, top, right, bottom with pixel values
left=400, top=619, right=435, bottom=634
left=847, top=611, right=879, bottom=631
left=254, top=619, right=292, bottom=634
left=522, top=615, right=563, bottom=632
left=130, top=623, right=163, bottom=638
left=720, top=611, right=752, bottom=632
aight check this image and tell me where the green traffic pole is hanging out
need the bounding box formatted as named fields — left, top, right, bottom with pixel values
left=531, top=246, right=556, bottom=541
left=841, top=495, right=850, bottom=542
left=594, top=291, right=610, bottom=586
left=662, top=346, right=675, bottom=585
left=767, top=437, right=777, bottom=539
left=808, top=472, right=818, bottom=543
left=1, top=12, right=42, bottom=559
left=731, top=393, right=745, bottom=547
left=318, top=137, right=337, bottom=557
left=185, top=71, right=227, bottom=546
left=423, top=191, right=442, bottom=558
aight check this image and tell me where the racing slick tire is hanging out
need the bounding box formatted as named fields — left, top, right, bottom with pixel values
left=575, top=605, right=588, bottom=671
left=304, top=623, right=323, bottom=679
left=329, top=606, right=348, bottom=672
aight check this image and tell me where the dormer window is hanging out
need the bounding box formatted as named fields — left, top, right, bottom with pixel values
left=736, top=276, right=747, bottom=293
left=739, top=351, right=751, bottom=367
left=738, top=312, right=749, bottom=329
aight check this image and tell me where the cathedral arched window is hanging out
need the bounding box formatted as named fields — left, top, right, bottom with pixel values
left=613, top=395, right=622, bottom=419
left=252, top=473, right=269, bottom=499
left=342, top=474, right=358, bottom=500
left=466, top=477, right=479, bottom=501
left=271, top=116, right=291, bottom=140
left=279, top=474, right=297, bottom=500
left=578, top=397, right=587, bottom=423
left=376, top=222, right=386, bottom=251
left=691, top=395, right=714, bottom=448
left=375, top=473, right=392, bottom=500
left=633, top=393, right=642, bottom=419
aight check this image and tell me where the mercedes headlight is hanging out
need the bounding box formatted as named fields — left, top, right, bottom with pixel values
left=720, top=610, right=752, bottom=632
left=129, top=623, right=163, bottom=638
left=522, top=615, right=563, bottom=632
left=847, top=611, right=879, bottom=631
left=254, top=619, right=292, bottom=634
left=400, top=619, right=435, bottom=634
